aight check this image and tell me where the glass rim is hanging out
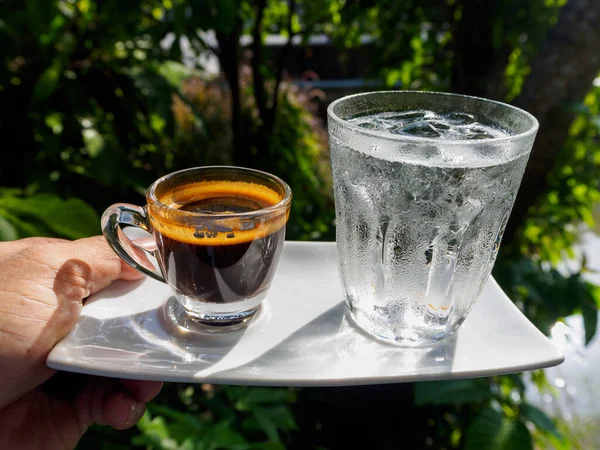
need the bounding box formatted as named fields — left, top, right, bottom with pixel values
left=146, top=165, right=292, bottom=219
left=327, top=90, right=539, bottom=146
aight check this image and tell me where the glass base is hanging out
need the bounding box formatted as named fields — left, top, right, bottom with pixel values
left=347, top=302, right=461, bottom=348
left=161, top=294, right=263, bottom=339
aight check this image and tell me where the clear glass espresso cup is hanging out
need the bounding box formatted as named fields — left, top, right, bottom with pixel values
left=102, top=166, right=292, bottom=331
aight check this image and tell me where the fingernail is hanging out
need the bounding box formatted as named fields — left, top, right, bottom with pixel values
left=126, top=397, right=143, bottom=426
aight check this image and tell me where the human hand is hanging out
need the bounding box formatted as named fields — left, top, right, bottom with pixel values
left=0, top=236, right=163, bottom=449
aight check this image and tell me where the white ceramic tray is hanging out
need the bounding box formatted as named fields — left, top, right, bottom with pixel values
left=47, top=242, right=564, bottom=386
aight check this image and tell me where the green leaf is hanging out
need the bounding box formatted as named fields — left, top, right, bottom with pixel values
left=252, top=409, right=280, bottom=443
left=82, top=128, right=105, bottom=157
left=0, top=193, right=99, bottom=239
left=235, top=388, right=294, bottom=410
left=465, top=407, right=533, bottom=450
left=134, top=412, right=180, bottom=449
left=414, top=380, right=492, bottom=406
left=520, top=403, right=560, bottom=437
left=504, top=374, right=526, bottom=392
left=581, top=303, right=598, bottom=345
left=181, top=440, right=196, bottom=450
left=209, top=421, right=248, bottom=449
left=40, top=13, right=65, bottom=46
left=0, top=188, right=24, bottom=198
left=149, top=404, right=205, bottom=433
left=249, top=405, right=297, bottom=439
left=32, top=59, right=63, bottom=103
left=586, top=282, right=600, bottom=308
left=0, top=210, right=55, bottom=238
left=0, top=214, right=18, bottom=241
left=565, top=274, right=588, bottom=311
left=157, top=60, right=194, bottom=88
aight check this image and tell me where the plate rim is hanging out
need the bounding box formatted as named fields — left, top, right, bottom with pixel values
left=47, top=240, right=565, bottom=386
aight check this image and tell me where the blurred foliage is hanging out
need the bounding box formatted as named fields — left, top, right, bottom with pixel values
left=0, top=187, right=99, bottom=239
left=494, top=257, right=600, bottom=344
left=514, top=86, right=600, bottom=264
left=414, top=376, right=561, bottom=450
left=1, top=0, right=599, bottom=450
left=132, top=385, right=297, bottom=450
left=78, top=385, right=297, bottom=450
left=0, top=0, right=333, bottom=241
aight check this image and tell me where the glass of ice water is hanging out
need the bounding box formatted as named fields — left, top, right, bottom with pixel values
left=327, top=91, right=539, bottom=346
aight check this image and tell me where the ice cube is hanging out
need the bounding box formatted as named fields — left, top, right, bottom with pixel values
left=443, top=112, right=476, bottom=126
left=384, top=110, right=430, bottom=122
left=356, top=121, right=381, bottom=129
left=461, top=127, right=496, bottom=140
left=429, top=121, right=451, bottom=131
left=395, top=121, right=441, bottom=138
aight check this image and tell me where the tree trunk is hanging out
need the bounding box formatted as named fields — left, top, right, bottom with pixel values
left=503, top=0, right=600, bottom=244
left=451, top=0, right=510, bottom=100
left=216, top=27, right=251, bottom=168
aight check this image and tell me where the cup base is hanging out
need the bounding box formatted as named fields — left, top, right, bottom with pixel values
left=162, top=296, right=261, bottom=338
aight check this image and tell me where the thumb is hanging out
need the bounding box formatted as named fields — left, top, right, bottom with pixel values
left=35, top=236, right=144, bottom=339
left=7, top=236, right=144, bottom=351
left=0, top=237, right=145, bottom=410
left=48, top=235, right=144, bottom=299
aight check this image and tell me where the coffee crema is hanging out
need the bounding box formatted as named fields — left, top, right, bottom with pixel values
left=148, top=180, right=288, bottom=304
left=148, top=180, right=287, bottom=245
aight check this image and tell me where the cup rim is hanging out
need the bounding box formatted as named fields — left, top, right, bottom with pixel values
left=327, top=90, right=539, bottom=146
left=146, top=165, right=292, bottom=219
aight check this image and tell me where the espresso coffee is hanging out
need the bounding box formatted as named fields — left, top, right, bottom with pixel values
left=149, top=180, right=287, bottom=304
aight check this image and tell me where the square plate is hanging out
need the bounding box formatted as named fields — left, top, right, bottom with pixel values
left=47, top=241, right=564, bottom=386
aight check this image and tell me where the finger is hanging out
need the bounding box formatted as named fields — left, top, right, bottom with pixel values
left=74, top=378, right=146, bottom=432
left=99, top=390, right=146, bottom=430
left=119, top=379, right=163, bottom=403
left=0, top=237, right=67, bottom=261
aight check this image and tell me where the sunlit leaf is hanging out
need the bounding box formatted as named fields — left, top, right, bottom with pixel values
left=157, top=60, right=194, bottom=88
left=39, top=13, right=65, bottom=46
left=133, top=411, right=180, bottom=449
left=149, top=404, right=204, bottom=433
left=0, top=214, right=18, bottom=241
left=0, top=210, right=56, bottom=238
left=465, top=407, right=533, bottom=450
left=520, top=403, right=560, bottom=437
left=82, top=128, right=105, bottom=157
left=0, top=193, right=99, bottom=239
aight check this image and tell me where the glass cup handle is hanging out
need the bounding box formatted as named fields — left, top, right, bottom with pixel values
left=101, top=203, right=166, bottom=283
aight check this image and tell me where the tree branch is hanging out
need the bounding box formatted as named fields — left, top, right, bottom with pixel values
left=504, top=0, right=600, bottom=244
left=266, top=0, right=297, bottom=133
left=216, top=26, right=247, bottom=166
left=251, top=0, right=269, bottom=123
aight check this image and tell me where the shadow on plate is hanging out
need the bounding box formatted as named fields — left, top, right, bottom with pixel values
left=65, top=299, right=250, bottom=373
left=211, top=301, right=459, bottom=384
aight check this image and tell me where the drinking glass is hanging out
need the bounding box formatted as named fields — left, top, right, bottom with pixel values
left=327, top=91, right=538, bottom=346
